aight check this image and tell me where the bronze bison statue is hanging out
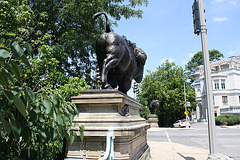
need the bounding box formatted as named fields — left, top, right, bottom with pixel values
left=93, top=12, right=147, bottom=94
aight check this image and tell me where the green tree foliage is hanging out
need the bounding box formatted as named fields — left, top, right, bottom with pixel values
left=1, top=1, right=149, bottom=158
left=1, top=0, right=149, bottom=87
left=139, top=100, right=150, bottom=120
left=57, top=77, right=90, bottom=101
left=138, top=61, right=196, bottom=127
left=185, top=49, right=224, bottom=83
left=0, top=38, right=84, bottom=159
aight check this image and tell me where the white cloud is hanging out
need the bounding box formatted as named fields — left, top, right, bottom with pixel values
left=230, top=0, right=237, bottom=6
left=213, top=17, right=228, bottom=22
left=188, top=53, right=195, bottom=59
left=161, top=58, right=175, bottom=64
left=182, top=61, right=188, bottom=65
left=227, top=42, right=240, bottom=56
left=228, top=50, right=237, bottom=55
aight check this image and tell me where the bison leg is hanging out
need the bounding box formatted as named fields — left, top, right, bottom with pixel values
left=118, top=75, right=131, bottom=94
left=101, top=57, right=120, bottom=89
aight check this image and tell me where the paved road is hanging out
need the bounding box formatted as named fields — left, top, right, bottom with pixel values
left=147, top=122, right=240, bottom=160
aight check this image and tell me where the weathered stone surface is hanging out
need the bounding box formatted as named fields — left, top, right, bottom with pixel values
left=147, top=114, right=159, bottom=128
left=65, top=89, right=150, bottom=160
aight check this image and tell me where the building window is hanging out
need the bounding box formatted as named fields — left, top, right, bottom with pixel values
left=213, top=96, right=215, bottom=105
left=196, top=84, right=201, bottom=93
left=214, top=80, right=219, bottom=89
left=221, top=64, right=229, bottom=70
left=222, top=96, right=228, bottom=105
left=211, top=66, right=220, bottom=72
left=239, top=96, right=240, bottom=104
left=221, top=79, right=225, bottom=89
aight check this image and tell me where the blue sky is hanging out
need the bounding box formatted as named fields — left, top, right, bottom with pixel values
left=112, top=0, right=240, bottom=71
left=111, top=0, right=240, bottom=97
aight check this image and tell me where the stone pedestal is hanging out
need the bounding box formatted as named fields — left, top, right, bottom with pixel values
left=147, top=114, right=159, bottom=128
left=66, top=89, right=150, bottom=160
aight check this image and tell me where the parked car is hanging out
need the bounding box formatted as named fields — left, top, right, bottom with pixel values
left=173, top=119, right=191, bottom=128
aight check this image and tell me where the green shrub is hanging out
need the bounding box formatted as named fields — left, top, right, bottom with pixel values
left=220, top=117, right=228, bottom=125
left=215, top=116, right=221, bottom=125
left=227, top=117, right=235, bottom=126
left=215, top=114, right=240, bottom=126
left=0, top=40, right=84, bottom=159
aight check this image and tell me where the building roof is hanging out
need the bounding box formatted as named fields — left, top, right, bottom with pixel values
left=196, top=55, right=240, bottom=70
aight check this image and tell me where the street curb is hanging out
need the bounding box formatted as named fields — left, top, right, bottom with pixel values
left=219, top=126, right=240, bottom=129
left=220, top=154, right=234, bottom=160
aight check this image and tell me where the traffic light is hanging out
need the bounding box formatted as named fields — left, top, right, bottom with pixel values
left=133, top=82, right=138, bottom=93
left=182, top=101, right=185, bottom=107
left=96, top=68, right=101, bottom=82
left=136, top=88, right=140, bottom=97
left=192, top=0, right=201, bottom=35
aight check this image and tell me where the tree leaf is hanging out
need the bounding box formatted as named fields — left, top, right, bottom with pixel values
left=20, top=54, right=32, bottom=72
left=13, top=96, right=27, bottom=119
left=38, top=128, right=47, bottom=142
left=69, top=131, right=76, bottom=145
left=10, top=41, right=24, bottom=59
left=56, top=114, right=63, bottom=125
left=10, top=61, right=21, bottom=83
left=0, top=68, right=10, bottom=87
left=0, top=49, right=10, bottom=59
left=64, top=131, right=70, bottom=141
left=52, top=95, right=59, bottom=108
left=0, top=110, right=11, bottom=135
left=4, top=62, right=15, bottom=75
left=53, top=129, right=59, bottom=141
left=24, top=42, right=33, bottom=58
left=27, top=87, right=35, bottom=102
left=9, top=118, right=22, bottom=141
left=79, top=125, right=84, bottom=141
left=29, top=109, right=37, bottom=122
left=43, top=99, right=52, bottom=114
left=3, top=90, right=14, bottom=103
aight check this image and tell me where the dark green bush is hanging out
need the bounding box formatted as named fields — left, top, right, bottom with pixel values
left=233, top=116, right=240, bottom=124
left=227, top=117, right=235, bottom=126
left=215, top=114, right=240, bottom=126
left=220, top=117, right=228, bottom=125
left=215, top=116, right=221, bottom=125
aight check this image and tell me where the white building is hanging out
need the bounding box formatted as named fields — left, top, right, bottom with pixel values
left=193, top=56, right=240, bottom=120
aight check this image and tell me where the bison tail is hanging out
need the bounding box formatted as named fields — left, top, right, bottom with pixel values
left=92, top=12, right=111, bottom=33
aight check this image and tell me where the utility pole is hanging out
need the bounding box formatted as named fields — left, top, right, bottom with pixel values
left=192, top=0, right=220, bottom=159
left=184, top=82, right=189, bottom=128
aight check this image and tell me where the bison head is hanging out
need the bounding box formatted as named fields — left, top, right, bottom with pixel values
left=134, top=47, right=147, bottom=83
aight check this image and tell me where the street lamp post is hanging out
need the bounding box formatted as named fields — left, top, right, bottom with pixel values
left=192, top=0, right=220, bottom=159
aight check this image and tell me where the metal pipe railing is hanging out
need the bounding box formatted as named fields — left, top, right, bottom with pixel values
left=99, top=127, right=115, bottom=160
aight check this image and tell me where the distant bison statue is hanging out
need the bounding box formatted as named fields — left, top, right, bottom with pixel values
left=92, top=12, right=147, bottom=94
left=150, top=100, right=159, bottom=114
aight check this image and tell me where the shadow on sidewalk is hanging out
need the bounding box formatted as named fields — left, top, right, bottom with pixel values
left=178, top=153, right=196, bottom=160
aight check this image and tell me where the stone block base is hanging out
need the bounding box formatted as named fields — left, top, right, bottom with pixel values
left=147, top=114, right=159, bottom=128
left=65, top=89, right=150, bottom=160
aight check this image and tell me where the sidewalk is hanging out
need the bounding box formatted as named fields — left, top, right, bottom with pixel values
left=148, top=141, right=211, bottom=160
left=147, top=128, right=227, bottom=160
